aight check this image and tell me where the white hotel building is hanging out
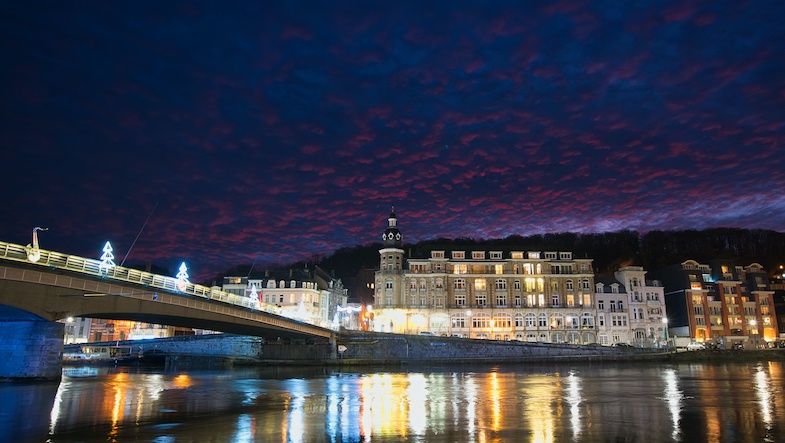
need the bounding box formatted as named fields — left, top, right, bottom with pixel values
left=372, top=211, right=599, bottom=343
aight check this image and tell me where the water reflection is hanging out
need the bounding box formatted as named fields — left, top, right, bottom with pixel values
left=566, top=370, right=581, bottom=441
left=2, top=362, right=781, bottom=442
left=661, top=367, right=683, bottom=441
left=754, top=363, right=774, bottom=440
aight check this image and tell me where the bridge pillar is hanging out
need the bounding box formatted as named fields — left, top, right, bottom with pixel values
left=0, top=320, right=63, bottom=380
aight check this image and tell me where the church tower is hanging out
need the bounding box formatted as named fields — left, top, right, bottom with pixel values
left=375, top=208, right=406, bottom=312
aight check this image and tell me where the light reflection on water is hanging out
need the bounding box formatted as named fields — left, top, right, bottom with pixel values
left=1, top=362, right=783, bottom=442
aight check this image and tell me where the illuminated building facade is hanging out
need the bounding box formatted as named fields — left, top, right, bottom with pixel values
left=594, top=267, right=666, bottom=346
left=372, top=211, right=598, bottom=343
left=222, top=269, right=348, bottom=328
left=651, top=260, right=779, bottom=346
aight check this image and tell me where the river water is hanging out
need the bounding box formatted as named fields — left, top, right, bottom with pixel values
left=1, top=361, right=783, bottom=443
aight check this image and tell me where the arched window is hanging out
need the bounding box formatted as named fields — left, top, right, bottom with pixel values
left=515, top=313, right=525, bottom=327
left=493, top=313, right=512, bottom=328
left=525, top=313, right=536, bottom=328
left=472, top=313, right=491, bottom=328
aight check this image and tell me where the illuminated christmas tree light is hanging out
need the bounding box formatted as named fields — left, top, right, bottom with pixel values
left=176, top=262, right=189, bottom=291
left=99, top=241, right=116, bottom=273
left=249, top=283, right=260, bottom=309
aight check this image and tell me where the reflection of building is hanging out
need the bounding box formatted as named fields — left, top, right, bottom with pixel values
left=594, top=267, right=666, bottom=346
left=651, top=260, right=779, bottom=346
left=372, top=210, right=598, bottom=343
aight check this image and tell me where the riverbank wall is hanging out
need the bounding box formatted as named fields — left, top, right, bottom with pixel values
left=65, top=332, right=785, bottom=370
left=66, top=332, right=671, bottom=368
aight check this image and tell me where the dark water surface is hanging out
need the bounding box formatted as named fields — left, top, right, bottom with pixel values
left=1, top=361, right=783, bottom=442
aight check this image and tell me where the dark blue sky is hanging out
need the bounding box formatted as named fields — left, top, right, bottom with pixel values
left=2, top=1, right=784, bottom=281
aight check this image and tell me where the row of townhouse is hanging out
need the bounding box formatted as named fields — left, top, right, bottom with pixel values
left=371, top=210, right=779, bottom=347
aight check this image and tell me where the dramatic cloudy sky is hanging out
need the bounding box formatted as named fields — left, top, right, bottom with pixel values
left=2, top=1, right=784, bottom=281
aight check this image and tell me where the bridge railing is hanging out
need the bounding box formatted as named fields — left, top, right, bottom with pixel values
left=0, top=240, right=280, bottom=318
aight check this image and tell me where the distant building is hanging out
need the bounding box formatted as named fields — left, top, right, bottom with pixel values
left=372, top=210, right=598, bottom=343
left=221, top=267, right=348, bottom=328
left=650, top=260, right=779, bottom=346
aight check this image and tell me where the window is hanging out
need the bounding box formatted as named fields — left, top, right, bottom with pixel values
left=566, top=280, right=574, bottom=290
left=455, top=294, right=466, bottom=306
left=525, top=313, right=536, bottom=328
left=491, top=251, right=503, bottom=259
left=496, top=293, right=508, bottom=306
left=514, top=295, right=522, bottom=306
left=514, top=280, right=521, bottom=291
left=494, top=313, right=512, bottom=328
left=552, top=294, right=560, bottom=307
left=452, top=251, right=465, bottom=259
left=476, top=292, right=488, bottom=305
left=451, top=314, right=467, bottom=328
left=550, top=314, right=564, bottom=328
left=538, top=313, right=548, bottom=327
left=386, top=280, right=393, bottom=290
left=495, top=264, right=504, bottom=274
left=515, top=313, right=525, bottom=327
left=475, top=279, right=487, bottom=290
left=410, top=280, right=417, bottom=290
left=473, top=313, right=491, bottom=328
left=598, top=314, right=604, bottom=326
left=496, top=279, right=507, bottom=290
left=582, top=279, right=590, bottom=289
left=453, top=264, right=468, bottom=274
left=454, top=279, right=466, bottom=290
left=472, top=251, right=485, bottom=259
